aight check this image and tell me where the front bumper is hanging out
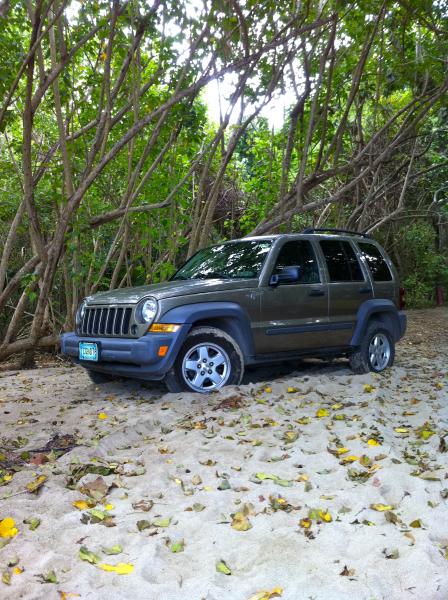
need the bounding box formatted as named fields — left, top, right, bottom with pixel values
left=60, top=325, right=191, bottom=380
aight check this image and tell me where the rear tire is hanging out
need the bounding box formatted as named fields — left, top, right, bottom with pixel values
left=164, top=326, right=244, bottom=393
left=349, top=321, right=395, bottom=374
left=85, top=370, right=116, bottom=385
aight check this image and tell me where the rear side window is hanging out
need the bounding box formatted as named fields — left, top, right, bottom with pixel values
left=274, top=240, right=320, bottom=283
left=320, top=240, right=364, bottom=282
left=358, top=242, right=392, bottom=281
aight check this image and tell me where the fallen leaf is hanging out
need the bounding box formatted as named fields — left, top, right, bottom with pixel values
left=409, top=519, right=422, bottom=528
left=79, top=546, right=100, bottom=564
left=97, top=562, right=134, bottom=575
left=102, top=544, right=122, bottom=555
left=316, top=408, right=329, bottom=418
left=216, top=559, right=232, bottom=575
left=73, top=500, right=90, bottom=511
left=363, top=384, right=375, bottom=393
left=171, top=540, right=185, bottom=553
left=98, top=412, right=108, bottom=420
left=23, top=517, right=40, bottom=530
left=132, top=499, right=154, bottom=512
left=137, top=520, right=151, bottom=531
left=231, top=512, right=252, bottom=531
left=299, top=518, right=311, bottom=529
left=371, top=503, right=394, bottom=512
left=247, top=587, right=282, bottom=600
left=367, top=439, right=381, bottom=446
left=36, top=570, right=58, bottom=583
left=0, top=518, right=18, bottom=538
left=340, top=565, right=356, bottom=577
left=152, top=517, right=171, bottom=528
left=26, top=474, right=47, bottom=494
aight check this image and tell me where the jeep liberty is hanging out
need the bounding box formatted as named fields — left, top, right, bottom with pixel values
left=61, top=229, right=407, bottom=393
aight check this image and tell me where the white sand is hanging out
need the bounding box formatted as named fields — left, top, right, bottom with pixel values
left=0, top=308, right=447, bottom=600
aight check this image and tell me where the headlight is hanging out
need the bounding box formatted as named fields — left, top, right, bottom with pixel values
left=76, top=300, right=87, bottom=326
left=138, top=297, right=158, bottom=324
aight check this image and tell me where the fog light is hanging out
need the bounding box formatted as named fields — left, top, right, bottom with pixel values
left=158, top=345, right=169, bottom=357
left=149, top=323, right=181, bottom=333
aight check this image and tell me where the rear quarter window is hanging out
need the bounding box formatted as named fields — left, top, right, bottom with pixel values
left=358, top=242, right=392, bottom=281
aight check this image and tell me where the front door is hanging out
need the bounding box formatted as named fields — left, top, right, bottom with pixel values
left=259, top=240, right=328, bottom=354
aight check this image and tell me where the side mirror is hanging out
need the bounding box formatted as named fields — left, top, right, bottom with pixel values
left=269, top=265, right=301, bottom=287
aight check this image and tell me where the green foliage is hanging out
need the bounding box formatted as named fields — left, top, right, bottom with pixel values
left=398, top=223, right=448, bottom=308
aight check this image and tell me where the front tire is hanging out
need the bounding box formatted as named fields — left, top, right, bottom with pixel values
left=349, top=321, right=395, bottom=374
left=164, top=327, right=244, bottom=393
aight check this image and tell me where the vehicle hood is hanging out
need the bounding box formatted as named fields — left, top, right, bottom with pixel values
left=85, top=278, right=258, bottom=305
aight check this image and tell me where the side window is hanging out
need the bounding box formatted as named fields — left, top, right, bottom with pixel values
left=358, top=242, right=392, bottom=281
left=274, top=241, right=320, bottom=284
left=320, top=240, right=364, bottom=282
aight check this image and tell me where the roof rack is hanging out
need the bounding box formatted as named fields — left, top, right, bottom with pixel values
left=302, top=227, right=372, bottom=239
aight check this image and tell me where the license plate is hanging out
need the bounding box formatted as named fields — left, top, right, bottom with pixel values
left=79, top=342, right=99, bottom=362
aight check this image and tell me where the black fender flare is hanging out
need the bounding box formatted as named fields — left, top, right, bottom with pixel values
left=159, top=301, right=255, bottom=359
left=351, top=299, right=403, bottom=346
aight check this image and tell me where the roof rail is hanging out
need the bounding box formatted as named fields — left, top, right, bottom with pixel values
left=302, top=227, right=372, bottom=239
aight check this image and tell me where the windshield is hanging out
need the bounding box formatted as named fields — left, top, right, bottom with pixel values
left=172, top=240, right=272, bottom=281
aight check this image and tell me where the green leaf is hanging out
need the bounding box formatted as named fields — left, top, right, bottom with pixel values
left=216, top=559, right=232, bottom=575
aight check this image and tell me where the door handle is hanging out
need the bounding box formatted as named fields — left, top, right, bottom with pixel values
left=358, top=287, right=371, bottom=294
left=309, top=289, right=325, bottom=297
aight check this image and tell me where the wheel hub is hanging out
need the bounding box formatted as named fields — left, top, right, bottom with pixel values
left=182, top=343, right=230, bottom=392
left=368, top=333, right=390, bottom=371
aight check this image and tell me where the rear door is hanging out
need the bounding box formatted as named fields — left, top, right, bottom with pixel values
left=259, top=239, right=328, bottom=353
left=318, top=238, right=373, bottom=346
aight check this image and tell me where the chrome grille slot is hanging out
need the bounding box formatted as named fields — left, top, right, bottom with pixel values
left=79, top=305, right=134, bottom=337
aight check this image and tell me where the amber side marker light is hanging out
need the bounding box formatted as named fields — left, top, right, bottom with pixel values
left=158, top=345, right=169, bottom=357
left=149, top=323, right=181, bottom=333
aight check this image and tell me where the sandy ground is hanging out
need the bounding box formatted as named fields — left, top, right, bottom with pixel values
left=0, top=308, right=447, bottom=600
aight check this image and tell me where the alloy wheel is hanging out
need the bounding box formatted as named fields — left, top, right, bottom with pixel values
left=181, top=342, right=230, bottom=392
left=368, top=333, right=391, bottom=371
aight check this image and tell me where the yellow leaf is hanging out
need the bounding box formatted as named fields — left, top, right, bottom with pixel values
left=264, top=387, right=272, bottom=393
left=287, top=387, right=297, bottom=393
left=59, top=593, right=81, bottom=600
left=340, top=455, right=358, bottom=463
left=98, top=412, right=108, bottom=420
left=394, top=427, right=408, bottom=434
left=100, top=52, right=107, bottom=61
left=0, top=518, right=18, bottom=538
left=435, top=382, right=444, bottom=390
left=231, top=512, right=252, bottom=531
left=318, top=509, right=332, bottom=522
left=247, top=587, right=283, bottom=600
left=331, top=403, right=343, bottom=410
left=26, top=474, right=47, bottom=493
left=316, top=408, right=329, bottom=418
left=371, top=503, right=394, bottom=512
left=299, top=517, right=311, bottom=528
left=363, top=384, right=375, bottom=393
left=104, top=503, right=114, bottom=511
left=367, top=438, right=381, bottom=446
left=97, top=562, right=134, bottom=575
left=335, top=447, right=349, bottom=455
left=13, top=567, right=23, bottom=575
left=73, top=500, right=89, bottom=510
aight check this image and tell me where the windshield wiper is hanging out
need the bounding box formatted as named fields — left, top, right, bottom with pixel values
left=193, top=271, right=231, bottom=280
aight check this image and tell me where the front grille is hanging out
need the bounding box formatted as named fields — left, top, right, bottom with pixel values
left=79, top=306, right=133, bottom=337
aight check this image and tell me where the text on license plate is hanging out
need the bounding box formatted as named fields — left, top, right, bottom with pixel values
left=79, top=342, right=98, bottom=362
